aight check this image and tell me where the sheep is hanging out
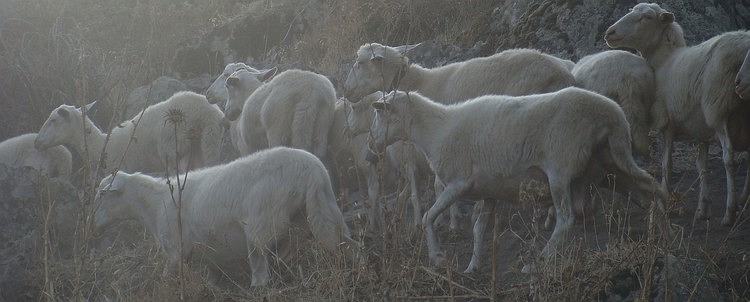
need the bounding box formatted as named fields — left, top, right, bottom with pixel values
left=571, top=50, right=656, bottom=158
left=367, top=88, right=667, bottom=273
left=736, top=49, right=750, bottom=100
left=121, top=76, right=188, bottom=122
left=224, top=69, right=335, bottom=160
left=343, top=42, right=575, bottom=104
left=344, top=91, right=434, bottom=229
left=605, top=3, right=750, bottom=225
left=35, top=91, right=224, bottom=177
left=0, top=133, right=72, bottom=181
left=93, top=146, right=360, bottom=286
left=220, top=67, right=277, bottom=154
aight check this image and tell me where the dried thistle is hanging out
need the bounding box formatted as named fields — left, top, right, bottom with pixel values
left=163, top=107, right=186, bottom=126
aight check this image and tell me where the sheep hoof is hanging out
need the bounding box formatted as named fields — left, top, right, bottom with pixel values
left=721, top=213, right=735, bottom=226
left=430, top=252, right=446, bottom=267
left=692, top=209, right=709, bottom=225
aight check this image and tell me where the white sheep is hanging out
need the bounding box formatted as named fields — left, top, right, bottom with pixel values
left=605, top=3, right=750, bottom=225
left=343, top=42, right=575, bottom=104
left=368, top=88, right=667, bottom=273
left=736, top=49, right=750, bottom=100
left=0, top=133, right=72, bottom=181
left=121, top=76, right=188, bottom=122
left=571, top=50, right=656, bottom=158
left=220, top=67, right=277, bottom=154
left=225, top=69, right=335, bottom=160
left=35, top=91, right=224, bottom=177
left=93, top=146, right=360, bottom=286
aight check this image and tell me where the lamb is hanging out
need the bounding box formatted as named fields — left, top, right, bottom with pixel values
left=605, top=3, right=750, bottom=225
left=368, top=88, right=667, bottom=273
left=219, top=67, right=277, bottom=154
left=736, top=49, right=750, bottom=100
left=343, top=42, right=575, bottom=104
left=224, top=69, right=335, bottom=160
left=121, top=76, right=188, bottom=122
left=571, top=50, right=656, bottom=158
left=35, top=91, right=224, bottom=177
left=93, top=146, right=360, bottom=286
left=0, top=133, right=72, bottom=181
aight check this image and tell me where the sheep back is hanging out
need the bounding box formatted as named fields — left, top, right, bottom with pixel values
left=0, top=133, right=72, bottom=181
left=131, top=91, right=224, bottom=172
left=258, top=69, right=336, bottom=159
left=572, top=50, right=656, bottom=157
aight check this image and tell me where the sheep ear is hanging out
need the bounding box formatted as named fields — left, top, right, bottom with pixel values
left=258, top=67, right=277, bottom=82
left=226, top=76, right=240, bottom=87
left=371, top=100, right=390, bottom=111
left=82, top=101, right=96, bottom=112
left=57, top=107, right=70, bottom=119
left=658, top=12, right=674, bottom=24
left=393, top=43, right=421, bottom=55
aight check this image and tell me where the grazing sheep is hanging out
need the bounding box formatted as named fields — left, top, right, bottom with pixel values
left=0, top=133, right=72, bottom=181
left=221, top=67, right=277, bottom=154
left=93, top=147, right=359, bottom=286
left=572, top=50, right=656, bottom=158
left=205, top=62, right=251, bottom=104
left=35, top=91, right=224, bottom=177
left=605, top=3, right=750, bottom=225
left=121, top=76, right=188, bottom=122
left=225, top=69, right=335, bottom=160
left=368, top=88, right=667, bottom=273
left=343, top=42, right=575, bottom=104
left=737, top=50, right=750, bottom=100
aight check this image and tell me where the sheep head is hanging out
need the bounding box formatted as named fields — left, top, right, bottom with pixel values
left=206, top=62, right=251, bottom=104
left=223, top=67, right=277, bottom=121
left=347, top=91, right=384, bottom=135
left=605, top=3, right=675, bottom=53
left=344, top=43, right=417, bottom=102
left=368, top=91, right=410, bottom=157
left=92, top=171, right=131, bottom=237
left=35, top=104, right=89, bottom=150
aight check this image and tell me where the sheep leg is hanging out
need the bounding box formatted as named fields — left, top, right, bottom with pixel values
left=694, top=142, right=711, bottom=223
left=365, top=164, right=384, bottom=231
left=248, top=246, right=271, bottom=286
left=540, top=180, right=574, bottom=260
left=405, top=163, right=423, bottom=227
left=741, top=162, right=750, bottom=206
left=717, top=131, right=737, bottom=226
left=660, top=129, right=674, bottom=197
left=464, top=200, right=495, bottom=274
left=423, top=181, right=468, bottom=266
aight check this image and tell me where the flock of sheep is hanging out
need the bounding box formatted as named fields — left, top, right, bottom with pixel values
left=1, top=3, right=750, bottom=287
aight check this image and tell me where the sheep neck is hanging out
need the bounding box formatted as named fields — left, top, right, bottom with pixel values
left=72, top=115, right=107, bottom=166
left=397, top=63, right=426, bottom=92
left=397, top=95, right=447, bottom=163
left=640, top=23, right=686, bottom=71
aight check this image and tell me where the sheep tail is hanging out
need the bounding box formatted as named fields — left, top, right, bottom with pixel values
left=607, top=122, right=667, bottom=202
left=291, top=100, right=317, bottom=155
left=616, top=78, right=651, bottom=158
left=304, top=172, right=354, bottom=255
